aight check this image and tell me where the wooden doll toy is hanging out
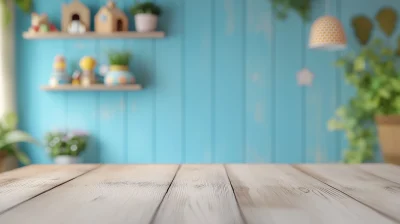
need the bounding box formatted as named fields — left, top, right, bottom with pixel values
left=28, top=13, right=58, bottom=33
left=49, top=55, right=70, bottom=86
left=79, top=56, right=97, bottom=86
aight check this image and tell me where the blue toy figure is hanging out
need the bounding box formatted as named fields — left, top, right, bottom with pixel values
left=49, top=55, right=70, bottom=86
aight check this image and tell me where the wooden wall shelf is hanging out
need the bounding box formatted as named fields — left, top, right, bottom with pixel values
left=41, top=84, right=142, bottom=91
left=23, top=31, right=165, bottom=40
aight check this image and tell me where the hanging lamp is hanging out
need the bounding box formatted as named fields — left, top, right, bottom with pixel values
left=309, top=0, right=347, bottom=51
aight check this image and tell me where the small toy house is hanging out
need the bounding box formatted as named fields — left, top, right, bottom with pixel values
left=62, top=0, right=90, bottom=33
left=95, top=0, right=129, bottom=33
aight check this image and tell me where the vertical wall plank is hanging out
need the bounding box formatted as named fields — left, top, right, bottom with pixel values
left=16, top=5, right=37, bottom=163
left=33, top=0, right=66, bottom=163
left=183, top=0, right=213, bottom=163
left=244, top=0, right=273, bottom=163
left=96, top=0, right=127, bottom=163
left=304, top=1, right=339, bottom=162
left=274, top=12, right=304, bottom=163
left=126, top=0, right=155, bottom=163
left=214, top=0, right=245, bottom=163
left=155, top=0, right=184, bottom=163
left=97, top=40, right=126, bottom=163
left=65, top=0, right=99, bottom=163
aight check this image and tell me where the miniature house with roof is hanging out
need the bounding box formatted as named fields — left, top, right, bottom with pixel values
left=95, top=1, right=129, bottom=33
left=62, top=0, right=90, bottom=33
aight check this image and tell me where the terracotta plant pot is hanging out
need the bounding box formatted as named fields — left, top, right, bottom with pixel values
left=0, top=152, right=18, bottom=173
left=135, top=14, right=158, bottom=32
left=376, top=115, right=400, bottom=165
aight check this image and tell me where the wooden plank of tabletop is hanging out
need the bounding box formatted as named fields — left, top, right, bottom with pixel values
left=0, top=165, right=179, bottom=224
left=0, top=164, right=98, bottom=213
left=152, top=164, right=244, bottom=224
left=356, top=164, right=400, bottom=184
left=296, top=164, right=400, bottom=222
left=226, top=164, right=396, bottom=224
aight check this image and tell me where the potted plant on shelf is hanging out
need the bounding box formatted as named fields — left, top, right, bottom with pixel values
left=45, top=130, right=89, bottom=164
left=328, top=39, right=400, bottom=164
left=130, top=1, right=161, bottom=32
left=0, top=112, right=38, bottom=172
left=103, top=51, right=135, bottom=86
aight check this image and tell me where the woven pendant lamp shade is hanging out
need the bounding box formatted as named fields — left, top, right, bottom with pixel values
left=309, top=15, right=347, bottom=51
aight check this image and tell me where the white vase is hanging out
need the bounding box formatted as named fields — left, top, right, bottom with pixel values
left=135, top=14, right=158, bottom=32
left=54, top=156, right=80, bottom=165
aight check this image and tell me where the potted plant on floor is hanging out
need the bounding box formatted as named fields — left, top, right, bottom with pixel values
left=328, top=38, right=400, bottom=164
left=103, top=51, right=135, bottom=86
left=130, top=1, right=161, bottom=32
left=0, top=112, right=38, bottom=172
left=45, top=130, right=89, bottom=164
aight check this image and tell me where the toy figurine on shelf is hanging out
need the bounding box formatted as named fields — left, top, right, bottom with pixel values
left=49, top=55, right=70, bottom=86
left=79, top=56, right=97, bottom=86
left=72, top=70, right=81, bottom=85
left=28, top=13, right=58, bottom=33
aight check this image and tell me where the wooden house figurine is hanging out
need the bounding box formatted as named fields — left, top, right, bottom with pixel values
left=95, top=0, right=129, bottom=33
left=62, top=0, right=90, bottom=34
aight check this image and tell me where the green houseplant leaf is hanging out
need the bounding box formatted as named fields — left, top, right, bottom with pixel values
left=270, top=0, right=312, bottom=22
left=130, top=2, right=162, bottom=16
left=331, top=37, right=400, bottom=163
left=0, top=130, right=38, bottom=149
left=0, top=112, right=38, bottom=165
left=1, top=0, right=32, bottom=26
left=107, top=51, right=132, bottom=66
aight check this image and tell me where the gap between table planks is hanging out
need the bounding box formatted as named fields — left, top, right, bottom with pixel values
left=0, top=164, right=399, bottom=224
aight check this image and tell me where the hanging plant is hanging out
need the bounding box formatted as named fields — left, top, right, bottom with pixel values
left=1, top=0, right=32, bottom=26
left=329, top=7, right=400, bottom=163
left=271, top=0, right=312, bottom=22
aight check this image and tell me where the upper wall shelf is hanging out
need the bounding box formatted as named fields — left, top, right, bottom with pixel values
left=23, top=31, right=165, bottom=40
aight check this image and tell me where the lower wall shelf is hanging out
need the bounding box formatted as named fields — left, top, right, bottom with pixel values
left=41, top=84, right=143, bottom=91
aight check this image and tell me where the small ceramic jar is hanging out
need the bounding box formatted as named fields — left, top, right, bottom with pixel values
left=104, top=65, right=135, bottom=86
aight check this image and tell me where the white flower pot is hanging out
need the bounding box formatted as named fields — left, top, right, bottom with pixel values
left=54, top=156, right=80, bottom=165
left=135, top=14, right=158, bottom=32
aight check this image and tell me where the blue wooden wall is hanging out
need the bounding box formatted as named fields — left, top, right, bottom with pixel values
left=16, top=0, right=400, bottom=164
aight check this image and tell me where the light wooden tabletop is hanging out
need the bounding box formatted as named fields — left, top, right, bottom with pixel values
left=0, top=164, right=399, bottom=224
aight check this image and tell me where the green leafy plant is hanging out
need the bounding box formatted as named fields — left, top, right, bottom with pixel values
left=130, top=2, right=162, bottom=16
left=271, top=0, right=312, bottom=22
left=1, top=0, right=32, bottom=26
left=0, top=112, right=38, bottom=165
left=329, top=39, right=400, bottom=163
left=107, top=51, right=132, bottom=66
left=45, top=131, right=89, bottom=158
